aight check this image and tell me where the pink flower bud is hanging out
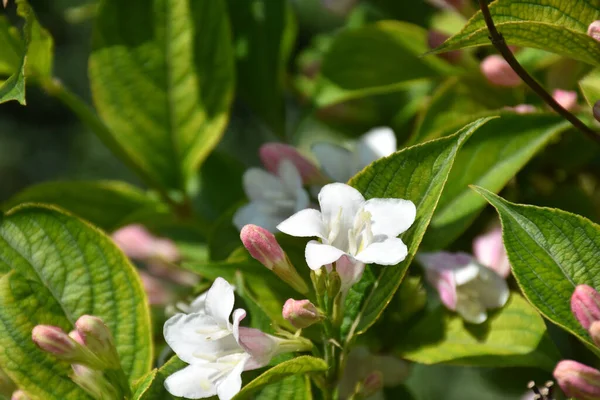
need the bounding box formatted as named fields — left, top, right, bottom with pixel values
left=111, top=225, right=154, bottom=260
left=361, top=371, right=383, bottom=398
left=506, top=104, right=537, bottom=114
left=588, top=21, right=600, bottom=42
left=571, top=285, right=600, bottom=329
left=259, top=143, right=323, bottom=185
left=481, top=55, right=521, bottom=87
left=11, top=390, right=30, bottom=400
left=32, top=325, right=79, bottom=358
left=554, top=360, right=600, bottom=400
left=591, top=321, right=600, bottom=348
left=594, top=100, right=600, bottom=123
left=69, top=330, right=86, bottom=346
left=427, top=30, right=462, bottom=63
left=553, top=89, right=578, bottom=112
left=473, top=227, right=510, bottom=278
left=241, top=225, right=309, bottom=294
left=75, top=315, right=120, bottom=368
left=283, top=299, right=322, bottom=329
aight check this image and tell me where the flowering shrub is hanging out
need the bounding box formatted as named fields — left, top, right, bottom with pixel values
left=2, top=0, right=600, bottom=399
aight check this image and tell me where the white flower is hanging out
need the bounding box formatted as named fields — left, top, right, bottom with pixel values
left=418, top=252, right=509, bottom=324
left=312, top=127, right=396, bottom=183
left=233, top=160, right=310, bottom=233
left=277, top=183, right=415, bottom=271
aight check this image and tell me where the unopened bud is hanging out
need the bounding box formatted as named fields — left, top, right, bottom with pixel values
left=70, top=364, right=119, bottom=400
left=427, top=30, right=462, bottom=63
left=32, top=325, right=83, bottom=360
left=259, top=143, right=324, bottom=185
left=553, top=89, right=578, bottom=112
left=554, top=360, right=600, bottom=399
left=311, top=269, right=326, bottom=296
left=361, top=371, right=384, bottom=398
left=590, top=320, right=600, bottom=348
left=11, top=390, right=30, bottom=400
left=75, top=316, right=120, bottom=369
left=481, top=55, right=521, bottom=87
left=571, top=285, right=600, bottom=329
left=327, top=271, right=342, bottom=298
left=283, top=299, right=323, bottom=329
left=588, top=21, right=600, bottom=42
left=241, top=225, right=309, bottom=294
left=593, top=100, right=600, bottom=123
left=69, top=330, right=85, bottom=346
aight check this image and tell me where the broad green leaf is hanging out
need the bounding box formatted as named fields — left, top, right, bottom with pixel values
left=343, top=117, right=494, bottom=340
left=133, top=356, right=186, bottom=400
left=89, top=0, right=235, bottom=192
left=316, top=21, right=455, bottom=106
left=579, top=69, right=600, bottom=107
left=473, top=187, right=600, bottom=350
left=423, top=113, right=571, bottom=249
left=233, top=356, right=327, bottom=400
left=433, top=0, right=600, bottom=67
left=0, top=0, right=53, bottom=104
left=3, top=180, right=162, bottom=232
left=227, top=0, right=296, bottom=134
left=0, top=206, right=152, bottom=399
left=255, top=375, right=312, bottom=400
left=398, top=295, right=560, bottom=371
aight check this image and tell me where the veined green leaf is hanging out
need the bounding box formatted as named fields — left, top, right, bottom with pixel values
left=0, top=206, right=152, bottom=399
left=255, top=375, right=312, bottom=400
left=433, top=0, right=600, bottom=67
left=233, top=356, right=327, bottom=400
left=89, top=0, right=235, bottom=192
left=473, top=187, right=600, bottom=351
left=316, top=21, right=455, bottom=106
left=2, top=180, right=161, bottom=232
left=423, top=113, right=571, bottom=249
left=343, top=117, right=494, bottom=340
left=132, top=356, right=186, bottom=400
left=398, top=295, right=560, bottom=371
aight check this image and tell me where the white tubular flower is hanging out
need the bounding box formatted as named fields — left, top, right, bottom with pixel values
left=233, top=160, right=310, bottom=233
left=418, top=252, right=509, bottom=324
left=277, top=183, right=415, bottom=270
left=312, top=127, right=396, bottom=183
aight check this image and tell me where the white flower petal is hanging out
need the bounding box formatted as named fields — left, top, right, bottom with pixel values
left=455, top=297, right=488, bottom=324
left=318, top=183, right=365, bottom=241
left=474, top=267, right=510, bottom=309
left=278, top=159, right=304, bottom=195
left=233, top=202, right=282, bottom=232
left=453, top=262, right=480, bottom=286
left=206, top=278, right=235, bottom=328
left=363, top=198, right=416, bottom=237
left=312, top=142, right=356, bottom=183
left=215, top=354, right=249, bottom=400
left=188, top=292, right=208, bottom=314
left=163, top=313, right=239, bottom=364
left=277, top=209, right=326, bottom=239
left=356, top=127, right=396, bottom=168
left=164, top=364, right=218, bottom=399
left=243, top=168, right=286, bottom=202
left=305, top=240, right=347, bottom=270
left=231, top=308, right=246, bottom=342
left=355, top=237, right=408, bottom=265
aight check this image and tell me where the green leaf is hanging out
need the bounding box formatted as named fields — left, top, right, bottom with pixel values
left=89, top=0, right=235, bottom=192
left=433, top=0, right=600, bottom=67
left=233, top=356, right=327, bottom=400
left=398, top=295, right=560, bottom=371
left=0, top=206, right=152, bottom=399
left=343, top=117, right=494, bottom=340
left=255, top=375, right=312, bottom=400
left=3, top=180, right=162, bottom=232
left=227, top=0, right=296, bottom=134
left=316, top=21, right=455, bottom=106
left=472, top=187, right=600, bottom=351
left=579, top=69, right=600, bottom=107
left=422, top=113, right=571, bottom=249
left=133, top=356, right=186, bottom=400
left=0, top=0, right=54, bottom=105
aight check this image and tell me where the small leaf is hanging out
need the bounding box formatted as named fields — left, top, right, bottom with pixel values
left=0, top=206, right=152, bottom=399
left=343, top=117, right=494, bottom=340
left=133, top=356, right=186, bottom=400
left=398, top=295, right=560, bottom=371
left=3, top=180, right=162, bottom=232
left=89, top=0, right=235, bottom=192
left=433, top=0, right=600, bottom=66
left=233, top=356, right=327, bottom=400
left=423, top=113, right=571, bottom=249
left=316, top=21, right=454, bottom=106
left=473, top=187, right=600, bottom=351
left=255, top=375, right=312, bottom=400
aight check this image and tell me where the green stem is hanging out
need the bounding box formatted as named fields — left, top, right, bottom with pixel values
left=477, top=0, right=600, bottom=145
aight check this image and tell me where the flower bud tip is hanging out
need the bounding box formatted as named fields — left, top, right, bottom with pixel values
left=554, top=360, right=600, bottom=399
left=282, top=299, right=322, bottom=329
left=571, top=284, right=600, bottom=329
